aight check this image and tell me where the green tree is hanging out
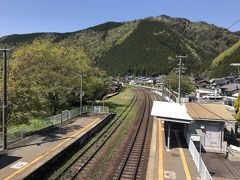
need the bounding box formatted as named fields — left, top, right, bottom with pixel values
left=234, top=93, right=240, bottom=122
left=8, top=40, right=106, bottom=125
left=167, top=72, right=194, bottom=94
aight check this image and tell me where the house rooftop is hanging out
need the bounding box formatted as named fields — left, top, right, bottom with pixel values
left=220, top=83, right=240, bottom=92
left=185, top=103, right=235, bottom=121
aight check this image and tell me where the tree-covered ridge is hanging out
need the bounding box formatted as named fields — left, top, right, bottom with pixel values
left=58, top=21, right=139, bottom=62
left=0, top=15, right=239, bottom=76
left=210, top=41, right=240, bottom=77
left=97, top=18, right=239, bottom=76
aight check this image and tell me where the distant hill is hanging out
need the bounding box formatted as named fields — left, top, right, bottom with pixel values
left=0, top=15, right=239, bottom=77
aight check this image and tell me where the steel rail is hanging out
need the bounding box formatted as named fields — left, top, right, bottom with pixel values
left=55, top=89, right=139, bottom=180
left=115, top=89, right=152, bottom=180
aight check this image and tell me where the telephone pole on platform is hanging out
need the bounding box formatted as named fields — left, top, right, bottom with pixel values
left=0, top=48, right=10, bottom=150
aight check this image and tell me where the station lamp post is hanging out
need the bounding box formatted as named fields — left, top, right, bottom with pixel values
left=0, top=48, right=10, bottom=150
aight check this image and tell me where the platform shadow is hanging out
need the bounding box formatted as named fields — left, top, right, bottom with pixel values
left=164, top=122, right=188, bottom=149
left=0, top=153, right=22, bottom=169
left=8, top=124, right=83, bottom=150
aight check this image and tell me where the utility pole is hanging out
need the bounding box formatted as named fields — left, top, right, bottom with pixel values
left=162, top=80, right=165, bottom=101
left=167, top=79, right=171, bottom=102
left=80, top=74, right=83, bottom=116
left=176, top=55, right=187, bottom=104
left=79, top=74, right=86, bottom=116
left=0, top=48, right=10, bottom=150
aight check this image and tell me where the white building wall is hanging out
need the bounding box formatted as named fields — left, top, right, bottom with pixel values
left=186, top=121, right=225, bottom=152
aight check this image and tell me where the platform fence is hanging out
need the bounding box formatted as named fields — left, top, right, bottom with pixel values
left=0, top=106, right=108, bottom=149
left=189, top=139, right=212, bottom=180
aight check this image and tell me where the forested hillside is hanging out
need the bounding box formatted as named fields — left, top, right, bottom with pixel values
left=0, top=15, right=239, bottom=76
left=210, top=41, right=240, bottom=77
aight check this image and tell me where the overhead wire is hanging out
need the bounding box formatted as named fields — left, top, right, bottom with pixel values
left=227, top=18, right=240, bottom=30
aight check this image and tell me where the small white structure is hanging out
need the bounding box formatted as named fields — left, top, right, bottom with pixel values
left=222, top=96, right=237, bottom=111
left=151, top=101, right=192, bottom=123
left=195, top=88, right=215, bottom=98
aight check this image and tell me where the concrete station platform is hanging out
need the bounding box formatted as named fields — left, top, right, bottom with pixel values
left=0, top=114, right=109, bottom=180
left=202, top=152, right=240, bottom=179
left=147, top=117, right=200, bottom=180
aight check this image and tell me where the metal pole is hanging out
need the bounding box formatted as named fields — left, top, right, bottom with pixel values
left=103, top=100, right=104, bottom=113
left=168, top=81, right=171, bottom=102
left=1, top=49, right=10, bottom=150
left=199, top=136, right=201, bottom=171
left=167, top=122, right=171, bottom=151
left=176, top=55, right=187, bottom=104
left=178, top=57, right=182, bottom=104
left=162, top=80, right=164, bottom=100
left=92, top=101, right=93, bottom=112
left=214, top=87, right=217, bottom=102
left=80, top=74, right=83, bottom=116
left=61, top=111, right=63, bottom=124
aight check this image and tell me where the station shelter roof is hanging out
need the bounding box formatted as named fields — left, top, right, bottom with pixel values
left=151, top=101, right=193, bottom=124
left=151, top=101, right=236, bottom=123
left=185, top=103, right=235, bottom=121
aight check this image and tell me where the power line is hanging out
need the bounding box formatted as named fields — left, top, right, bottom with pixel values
left=227, top=18, right=240, bottom=30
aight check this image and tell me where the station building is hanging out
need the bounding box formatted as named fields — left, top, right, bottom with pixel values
left=151, top=101, right=236, bottom=152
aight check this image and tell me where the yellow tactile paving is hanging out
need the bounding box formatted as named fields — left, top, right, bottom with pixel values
left=158, top=120, right=164, bottom=180
left=175, top=131, right=192, bottom=180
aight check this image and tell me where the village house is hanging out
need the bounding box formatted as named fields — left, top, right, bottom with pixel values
left=220, top=83, right=240, bottom=96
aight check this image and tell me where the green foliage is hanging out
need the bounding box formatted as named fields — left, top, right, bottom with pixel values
left=1, top=15, right=239, bottom=77
left=210, top=41, right=240, bottom=77
left=8, top=40, right=106, bottom=125
left=234, top=93, right=240, bottom=122
left=167, top=72, right=194, bottom=94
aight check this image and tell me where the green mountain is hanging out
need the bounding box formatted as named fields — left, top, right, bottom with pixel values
left=210, top=41, right=240, bottom=77
left=0, top=15, right=239, bottom=76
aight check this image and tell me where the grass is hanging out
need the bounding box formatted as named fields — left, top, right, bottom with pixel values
left=6, top=118, right=52, bottom=142
left=47, top=87, right=135, bottom=179
left=4, top=90, right=133, bottom=145
left=104, top=88, right=134, bottom=114
left=88, top=88, right=138, bottom=179
left=90, top=102, right=138, bottom=179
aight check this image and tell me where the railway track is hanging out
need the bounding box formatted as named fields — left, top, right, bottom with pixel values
left=113, top=90, right=153, bottom=180
left=53, top=89, right=139, bottom=180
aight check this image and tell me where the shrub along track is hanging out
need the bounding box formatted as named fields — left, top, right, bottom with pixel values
left=50, top=88, right=139, bottom=180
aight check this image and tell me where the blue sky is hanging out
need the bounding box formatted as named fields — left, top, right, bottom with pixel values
left=1, top=0, right=240, bottom=37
